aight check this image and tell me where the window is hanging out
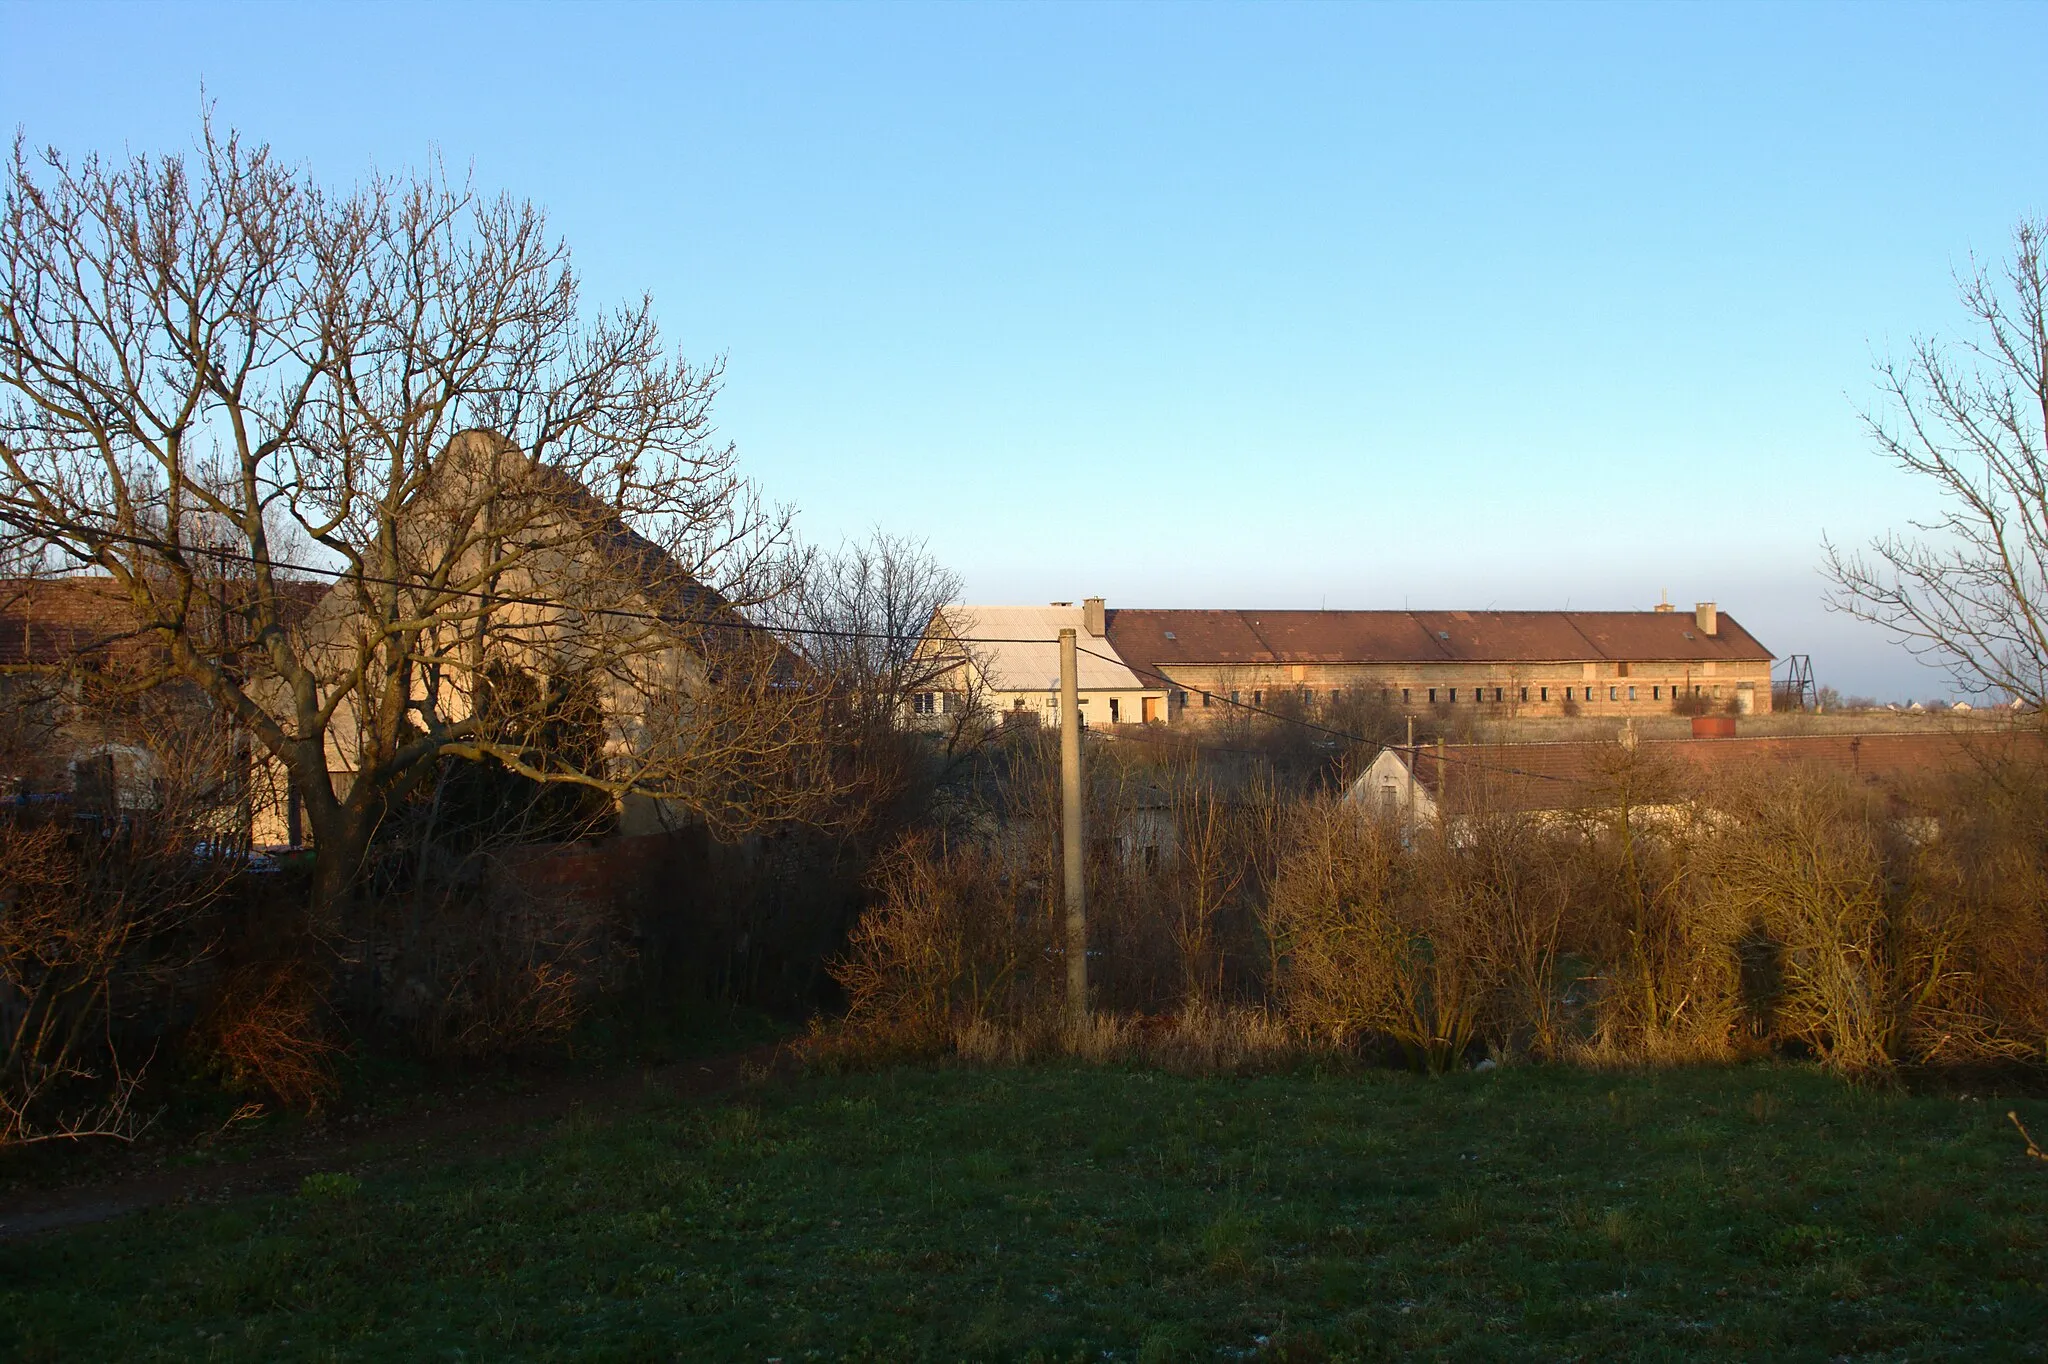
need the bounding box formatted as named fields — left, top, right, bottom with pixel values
left=1230, top=691, right=1240, bottom=705
left=913, top=692, right=936, bottom=716
left=1519, top=687, right=1528, bottom=702
left=1609, top=686, right=1618, bottom=702
left=1449, top=688, right=1458, bottom=703
left=1494, top=687, right=1504, bottom=702
left=1201, top=691, right=1212, bottom=708
left=1252, top=690, right=1263, bottom=706
left=1428, top=688, right=1437, bottom=703
left=1628, top=686, right=1637, bottom=701
left=1402, top=688, right=1411, bottom=704
left=1617, top=661, right=1631, bottom=678
left=1172, top=690, right=1188, bottom=707
left=1540, top=686, right=1549, bottom=702
left=1653, top=685, right=1661, bottom=701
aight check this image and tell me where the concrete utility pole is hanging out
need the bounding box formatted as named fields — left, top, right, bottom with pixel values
left=1059, top=627, right=1087, bottom=1025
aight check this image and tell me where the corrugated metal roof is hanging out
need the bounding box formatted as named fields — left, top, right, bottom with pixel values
left=935, top=605, right=1155, bottom=693
left=1106, top=608, right=1771, bottom=673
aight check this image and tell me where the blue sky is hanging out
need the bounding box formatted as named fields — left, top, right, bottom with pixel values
left=6, top=2, right=2044, bottom=697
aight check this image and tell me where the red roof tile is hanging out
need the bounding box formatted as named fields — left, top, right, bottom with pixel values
left=1394, top=729, right=2042, bottom=814
left=0, top=576, right=328, bottom=670
left=1106, top=609, right=1770, bottom=676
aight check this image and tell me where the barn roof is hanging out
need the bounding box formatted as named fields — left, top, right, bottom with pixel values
left=1105, top=608, right=1772, bottom=673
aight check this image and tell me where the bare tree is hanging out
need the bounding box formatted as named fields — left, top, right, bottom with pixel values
left=1826, top=215, right=2048, bottom=705
left=1163, top=757, right=1247, bottom=1002
left=0, top=118, right=835, bottom=916
left=775, top=529, right=963, bottom=739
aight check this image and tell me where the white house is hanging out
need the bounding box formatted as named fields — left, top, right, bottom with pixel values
left=913, top=599, right=1167, bottom=729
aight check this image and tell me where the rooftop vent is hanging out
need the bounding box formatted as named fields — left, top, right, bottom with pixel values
left=1163, top=630, right=1177, bottom=641
left=1437, top=631, right=1450, bottom=640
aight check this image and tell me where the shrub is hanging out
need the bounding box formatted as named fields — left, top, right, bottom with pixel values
left=1, top=802, right=233, bottom=1145
left=193, top=957, right=338, bottom=1110
left=1266, top=795, right=1491, bottom=1072
left=831, top=832, right=1058, bottom=1049
left=1691, top=768, right=1978, bottom=1073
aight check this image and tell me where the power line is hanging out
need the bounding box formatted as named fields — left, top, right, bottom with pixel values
left=12, top=519, right=1597, bottom=784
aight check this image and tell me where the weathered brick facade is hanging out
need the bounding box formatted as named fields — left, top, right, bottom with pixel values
left=1103, top=603, right=1773, bottom=722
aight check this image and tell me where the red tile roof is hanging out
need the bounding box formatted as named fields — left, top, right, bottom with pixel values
left=0, top=577, right=155, bottom=669
left=0, top=576, right=327, bottom=670
left=1394, top=729, right=2043, bottom=814
left=1106, top=609, right=1770, bottom=676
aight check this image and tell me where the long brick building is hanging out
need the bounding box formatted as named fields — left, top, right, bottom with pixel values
left=1095, top=598, right=1774, bottom=721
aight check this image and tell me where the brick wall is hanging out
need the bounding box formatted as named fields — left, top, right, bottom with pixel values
left=1155, top=658, right=1774, bottom=722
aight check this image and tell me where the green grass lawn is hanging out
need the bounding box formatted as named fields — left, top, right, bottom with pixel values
left=3, top=1062, right=2044, bottom=1361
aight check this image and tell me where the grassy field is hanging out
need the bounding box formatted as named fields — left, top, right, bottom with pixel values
left=3, top=1062, right=2044, bottom=1362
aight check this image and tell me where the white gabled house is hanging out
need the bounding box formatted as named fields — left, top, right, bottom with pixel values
left=910, top=598, right=1167, bottom=730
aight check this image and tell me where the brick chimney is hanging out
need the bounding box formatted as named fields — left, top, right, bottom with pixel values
left=1695, top=602, right=1718, bottom=637
left=1083, top=596, right=1106, bottom=637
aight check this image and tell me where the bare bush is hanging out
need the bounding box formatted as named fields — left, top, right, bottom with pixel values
left=1, top=815, right=227, bottom=1140
left=1907, top=748, right=2048, bottom=1060
left=1691, top=768, right=1984, bottom=1073
left=831, top=831, right=1058, bottom=1051
left=1567, top=748, right=1745, bottom=1060
left=1162, top=757, right=1247, bottom=1003
left=192, top=958, right=336, bottom=1110
left=1266, top=795, right=1490, bottom=1072
left=824, top=722, right=2048, bottom=1080
left=1455, top=811, right=1579, bottom=1060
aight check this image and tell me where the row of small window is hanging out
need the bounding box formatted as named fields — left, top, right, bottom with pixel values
left=917, top=693, right=1131, bottom=722
left=1170, top=684, right=1718, bottom=709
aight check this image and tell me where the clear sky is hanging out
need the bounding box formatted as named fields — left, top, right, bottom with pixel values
left=5, top=1, right=2044, bottom=698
